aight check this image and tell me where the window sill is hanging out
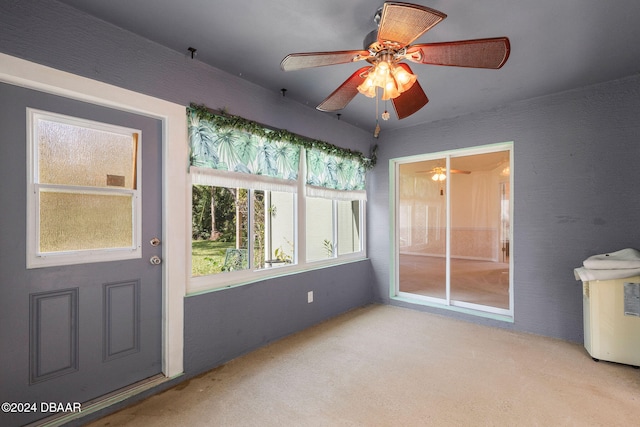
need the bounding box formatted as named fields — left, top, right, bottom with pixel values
left=187, top=255, right=368, bottom=296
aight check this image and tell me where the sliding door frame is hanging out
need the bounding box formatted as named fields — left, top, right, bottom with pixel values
left=390, top=142, right=514, bottom=322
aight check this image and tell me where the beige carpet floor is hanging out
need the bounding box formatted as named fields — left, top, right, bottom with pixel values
left=87, top=305, right=640, bottom=426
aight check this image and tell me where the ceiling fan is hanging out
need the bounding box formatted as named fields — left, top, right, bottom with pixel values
left=280, top=1, right=510, bottom=122
left=417, top=166, right=471, bottom=181
left=418, top=166, right=470, bottom=195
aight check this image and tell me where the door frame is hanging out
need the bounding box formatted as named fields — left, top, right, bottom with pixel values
left=0, top=52, right=185, bottom=378
left=389, top=141, right=514, bottom=322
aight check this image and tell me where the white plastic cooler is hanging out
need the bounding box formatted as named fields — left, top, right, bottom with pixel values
left=582, top=276, right=640, bottom=367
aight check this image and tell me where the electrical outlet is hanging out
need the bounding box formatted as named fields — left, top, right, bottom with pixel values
left=307, top=291, right=313, bottom=303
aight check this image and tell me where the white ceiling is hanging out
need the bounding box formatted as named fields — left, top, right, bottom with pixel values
left=59, top=0, right=640, bottom=132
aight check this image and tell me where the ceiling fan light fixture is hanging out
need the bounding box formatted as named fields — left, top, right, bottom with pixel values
left=381, top=76, right=400, bottom=100
left=392, top=64, right=417, bottom=92
left=357, top=73, right=377, bottom=98
left=357, top=60, right=415, bottom=100
left=431, top=167, right=446, bottom=181
left=376, top=60, right=390, bottom=74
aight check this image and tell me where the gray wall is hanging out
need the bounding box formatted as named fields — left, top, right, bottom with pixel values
left=185, top=261, right=372, bottom=373
left=369, top=74, right=640, bottom=342
left=0, top=0, right=373, bottom=382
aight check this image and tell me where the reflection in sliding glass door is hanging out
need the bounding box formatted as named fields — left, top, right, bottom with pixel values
left=398, top=158, right=447, bottom=300
left=395, top=144, right=512, bottom=317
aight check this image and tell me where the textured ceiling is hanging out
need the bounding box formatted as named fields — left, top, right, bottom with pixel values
left=59, top=0, right=640, bottom=133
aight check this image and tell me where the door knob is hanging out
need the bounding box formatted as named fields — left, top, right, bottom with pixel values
left=150, top=256, right=162, bottom=265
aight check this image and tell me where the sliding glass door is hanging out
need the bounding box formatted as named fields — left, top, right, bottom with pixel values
left=395, top=144, right=512, bottom=317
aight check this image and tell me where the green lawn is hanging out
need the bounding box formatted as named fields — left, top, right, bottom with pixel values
left=191, top=239, right=235, bottom=277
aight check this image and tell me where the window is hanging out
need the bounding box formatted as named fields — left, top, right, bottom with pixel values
left=187, top=107, right=368, bottom=292
left=337, top=200, right=361, bottom=256
left=305, top=197, right=333, bottom=261
left=255, top=190, right=296, bottom=268
left=192, top=185, right=249, bottom=275
left=190, top=162, right=365, bottom=291
left=191, top=185, right=296, bottom=276
left=27, top=109, right=142, bottom=268
left=305, top=198, right=362, bottom=261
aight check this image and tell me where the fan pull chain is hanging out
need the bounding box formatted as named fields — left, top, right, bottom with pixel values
left=382, top=99, right=390, bottom=121
left=374, top=87, right=381, bottom=138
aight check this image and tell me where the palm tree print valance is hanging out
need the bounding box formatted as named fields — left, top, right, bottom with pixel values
left=306, top=148, right=366, bottom=192
left=187, top=104, right=373, bottom=199
left=189, top=108, right=300, bottom=180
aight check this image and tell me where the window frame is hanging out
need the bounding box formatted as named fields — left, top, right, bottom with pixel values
left=188, top=147, right=367, bottom=294
left=26, top=108, right=143, bottom=269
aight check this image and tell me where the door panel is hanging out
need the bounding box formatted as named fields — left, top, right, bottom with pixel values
left=398, top=159, right=447, bottom=299
left=450, top=152, right=510, bottom=309
left=0, top=82, right=162, bottom=426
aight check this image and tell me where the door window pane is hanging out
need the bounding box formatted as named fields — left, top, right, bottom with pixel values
left=38, top=119, right=137, bottom=189
left=28, top=110, right=142, bottom=268
left=39, top=190, right=133, bottom=252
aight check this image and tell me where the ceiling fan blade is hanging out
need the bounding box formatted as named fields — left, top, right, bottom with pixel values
left=450, top=169, right=471, bottom=174
left=316, top=66, right=371, bottom=112
left=391, top=63, right=428, bottom=119
left=377, top=2, right=447, bottom=48
left=406, top=37, right=510, bottom=69
left=281, top=50, right=370, bottom=71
